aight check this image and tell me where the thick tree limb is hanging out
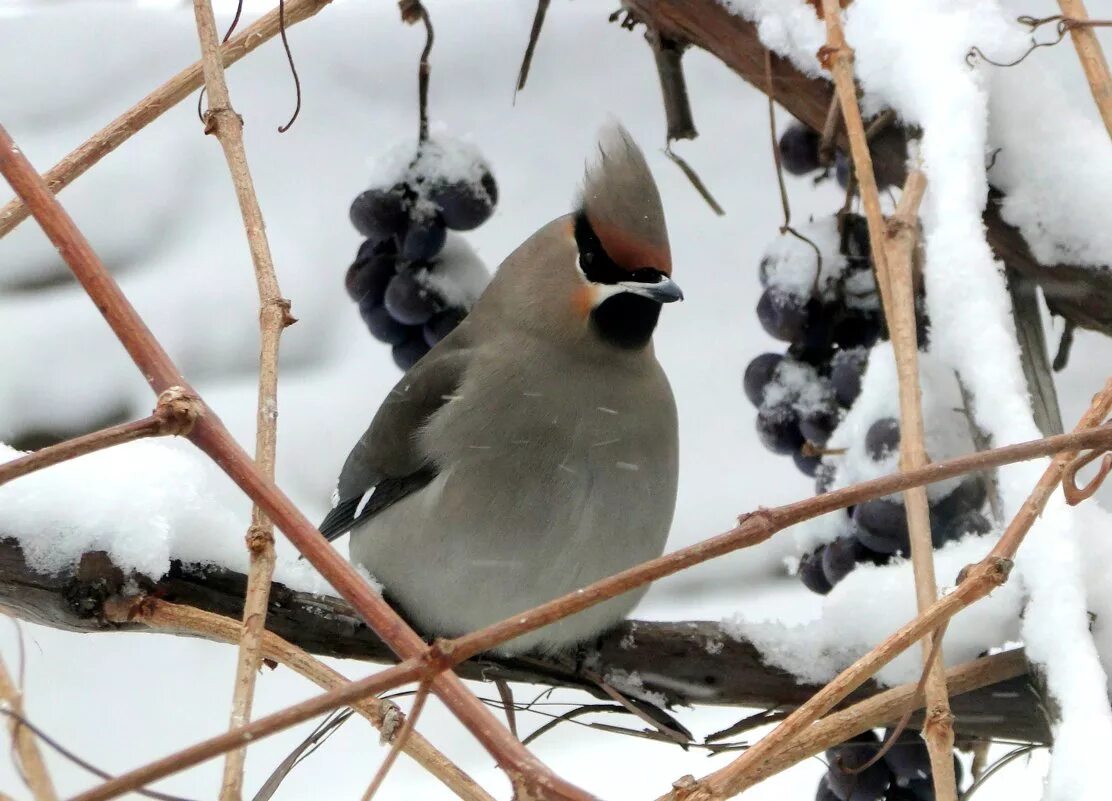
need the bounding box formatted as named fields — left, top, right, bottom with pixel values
left=0, top=539, right=1052, bottom=745
left=620, top=0, right=1112, bottom=339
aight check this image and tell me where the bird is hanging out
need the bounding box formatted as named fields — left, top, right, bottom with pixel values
left=320, top=125, right=681, bottom=655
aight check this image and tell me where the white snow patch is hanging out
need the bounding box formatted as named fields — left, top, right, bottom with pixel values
left=416, top=233, right=490, bottom=309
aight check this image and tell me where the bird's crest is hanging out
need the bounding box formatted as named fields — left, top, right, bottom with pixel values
left=579, top=124, right=672, bottom=276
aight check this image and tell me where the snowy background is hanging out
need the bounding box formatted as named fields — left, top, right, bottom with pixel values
left=0, top=0, right=1110, bottom=798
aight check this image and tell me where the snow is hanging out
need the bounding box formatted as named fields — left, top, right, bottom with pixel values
left=0, top=0, right=1108, bottom=799
left=760, top=217, right=850, bottom=302
left=417, top=233, right=490, bottom=309
left=0, top=440, right=337, bottom=596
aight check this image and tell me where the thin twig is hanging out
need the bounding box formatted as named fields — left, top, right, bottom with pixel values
left=0, top=123, right=587, bottom=801
left=654, top=378, right=1112, bottom=800
left=0, top=0, right=334, bottom=241
left=0, top=651, right=57, bottom=801
left=516, top=0, right=551, bottom=94
left=495, top=679, right=518, bottom=740
left=1056, top=1, right=1112, bottom=139
left=663, top=146, right=725, bottom=215
left=101, top=598, right=494, bottom=801
left=0, top=387, right=201, bottom=488
left=881, top=167, right=957, bottom=799
left=360, top=681, right=432, bottom=801
left=192, top=0, right=292, bottom=798
left=250, top=709, right=353, bottom=801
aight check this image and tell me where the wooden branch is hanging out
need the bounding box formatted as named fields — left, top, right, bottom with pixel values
left=0, top=0, right=334, bottom=241
left=98, top=597, right=493, bottom=801
left=0, top=539, right=1052, bottom=745
left=0, top=649, right=58, bottom=801
left=810, top=4, right=955, bottom=792
left=661, top=378, right=1112, bottom=801
left=879, top=167, right=956, bottom=798
left=0, top=388, right=201, bottom=488
left=0, top=125, right=588, bottom=801
left=619, top=0, right=1112, bottom=339
left=1058, top=0, right=1112, bottom=139
left=190, top=2, right=293, bottom=798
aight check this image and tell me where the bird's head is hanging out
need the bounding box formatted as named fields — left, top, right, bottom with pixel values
left=473, top=124, right=680, bottom=351
left=570, top=124, right=681, bottom=349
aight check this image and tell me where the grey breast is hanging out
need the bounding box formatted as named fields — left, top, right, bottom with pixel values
left=350, top=334, right=678, bottom=653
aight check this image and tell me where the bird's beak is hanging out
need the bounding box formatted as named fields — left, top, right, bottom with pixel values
left=617, top=275, right=684, bottom=303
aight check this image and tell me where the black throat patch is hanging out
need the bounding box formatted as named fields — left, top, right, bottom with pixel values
left=574, top=212, right=662, bottom=350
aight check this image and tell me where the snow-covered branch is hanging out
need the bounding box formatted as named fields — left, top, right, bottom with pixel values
left=0, top=537, right=1050, bottom=746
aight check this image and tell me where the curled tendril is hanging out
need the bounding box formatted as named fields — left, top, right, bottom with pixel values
left=967, top=15, right=1111, bottom=69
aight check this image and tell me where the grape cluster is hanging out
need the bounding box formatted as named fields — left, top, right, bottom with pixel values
left=745, top=213, right=882, bottom=479
left=817, top=729, right=964, bottom=801
left=747, top=124, right=986, bottom=593
left=346, top=136, right=497, bottom=370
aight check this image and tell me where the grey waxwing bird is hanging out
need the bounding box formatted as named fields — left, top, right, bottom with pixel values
left=319, top=125, right=681, bottom=655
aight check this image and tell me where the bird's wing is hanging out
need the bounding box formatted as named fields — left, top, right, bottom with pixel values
left=319, top=338, right=470, bottom=542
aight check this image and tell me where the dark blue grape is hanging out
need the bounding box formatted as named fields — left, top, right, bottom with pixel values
left=816, top=776, right=841, bottom=801
left=350, top=184, right=408, bottom=243
left=881, top=729, right=931, bottom=786
left=841, top=213, right=871, bottom=261
left=931, top=478, right=987, bottom=530
left=423, top=308, right=465, bottom=347
left=884, top=785, right=922, bottom=801
left=401, top=217, right=448, bottom=262
left=834, top=311, right=882, bottom=350
left=826, top=733, right=891, bottom=801
left=384, top=271, right=438, bottom=326
left=800, top=399, right=839, bottom=446
left=432, top=171, right=497, bottom=231
left=392, top=335, right=431, bottom=371
left=756, top=406, right=804, bottom=455
left=832, top=348, right=869, bottom=408
left=345, top=252, right=396, bottom=304
left=902, top=779, right=934, bottom=801
left=360, top=302, right=413, bottom=346
left=934, top=509, right=992, bottom=547
left=853, top=499, right=909, bottom=556
left=835, top=151, right=852, bottom=189
left=757, top=289, right=809, bottom=342
left=744, top=353, right=784, bottom=406
left=866, top=418, right=901, bottom=461
left=794, top=448, right=822, bottom=476
left=799, top=546, right=833, bottom=595
left=822, top=536, right=869, bottom=587
left=779, top=124, right=822, bottom=176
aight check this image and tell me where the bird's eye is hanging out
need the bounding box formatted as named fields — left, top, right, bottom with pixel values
left=629, top=267, right=663, bottom=283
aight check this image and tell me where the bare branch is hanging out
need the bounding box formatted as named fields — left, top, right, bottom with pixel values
left=1057, top=1, right=1112, bottom=138
left=0, top=0, right=335, bottom=241
left=103, top=598, right=494, bottom=801
left=189, top=1, right=294, bottom=797
left=0, top=388, right=201, bottom=488
left=0, top=649, right=57, bottom=801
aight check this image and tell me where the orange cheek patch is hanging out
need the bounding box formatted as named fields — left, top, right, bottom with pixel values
left=572, top=285, right=595, bottom=318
